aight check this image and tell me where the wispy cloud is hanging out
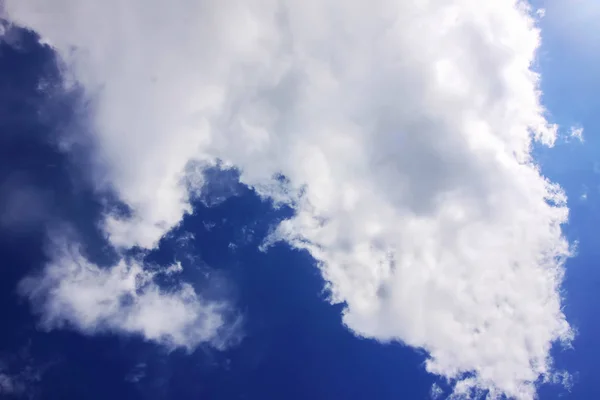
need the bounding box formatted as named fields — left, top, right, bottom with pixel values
left=0, top=346, right=45, bottom=398
left=0, top=373, right=19, bottom=395
left=569, top=126, right=584, bottom=142
left=4, top=1, right=573, bottom=398
left=430, top=383, right=444, bottom=399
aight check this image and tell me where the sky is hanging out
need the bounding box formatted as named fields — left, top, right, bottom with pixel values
left=0, top=1, right=598, bottom=399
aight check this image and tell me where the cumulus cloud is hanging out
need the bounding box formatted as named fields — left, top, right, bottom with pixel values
left=4, top=0, right=573, bottom=398
left=19, top=238, right=238, bottom=350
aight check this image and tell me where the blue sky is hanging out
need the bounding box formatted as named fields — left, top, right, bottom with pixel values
left=1, top=2, right=600, bottom=399
left=532, top=1, right=600, bottom=397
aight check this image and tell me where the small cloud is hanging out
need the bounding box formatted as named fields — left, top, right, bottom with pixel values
left=0, top=346, right=46, bottom=398
left=0, top=366, right=42, bottom=396
left=569, top=126, right=584, bottom=142
left=580, top=186, right=588, bottom=201
left=125, top=362, right=147, bottom=383
left=175, top=231, right=195, bottom=246
left=536, top=8, right=546, bottom=18
left=162, top=261, right=184, bottom=276
left=0, top=373, right=18, bottom=395
left=430, top=383, right=444, bottom=399
left=203, top=221, right=216, bottom=231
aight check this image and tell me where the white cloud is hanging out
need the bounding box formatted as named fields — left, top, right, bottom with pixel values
left=569, top=126, right=584, bottom=142
left=4, top=1, right=573, bottom=398
left=535, top=8, right=546, bottom=18
left=19, top=238, right=239, bottom=350
left=580, top=185, right=588, bottom=201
